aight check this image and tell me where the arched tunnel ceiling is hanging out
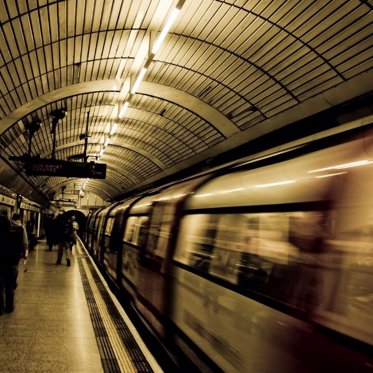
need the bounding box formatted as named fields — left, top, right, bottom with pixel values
left=0, top=0, right=372, bottom=203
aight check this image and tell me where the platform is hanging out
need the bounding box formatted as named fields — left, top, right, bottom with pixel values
left=0, top=239, right=163, bottom=373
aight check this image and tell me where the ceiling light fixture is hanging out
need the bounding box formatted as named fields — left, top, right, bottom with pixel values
left=152, top=0, right=185, bottom=54
left=93, top=0, right=186, bottom=191
left=118, top=101, right=129, bottom=118
left=82, top=178, right=89, bottom=191
left=131, top=67, right=148, bottom=94
left=110, top=123, right=118, bottom=136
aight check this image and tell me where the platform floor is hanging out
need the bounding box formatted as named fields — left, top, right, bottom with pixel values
left=0, top=239, right=163, bottom=373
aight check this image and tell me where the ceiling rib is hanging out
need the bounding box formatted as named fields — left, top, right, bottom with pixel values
left=0, top=0, right=371, bottom=203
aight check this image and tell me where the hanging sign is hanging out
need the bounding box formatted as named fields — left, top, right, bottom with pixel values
left=24, top=159, right=106, bottom=179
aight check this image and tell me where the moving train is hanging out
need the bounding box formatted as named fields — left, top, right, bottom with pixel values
left=85, top=122, right=373, bottom=373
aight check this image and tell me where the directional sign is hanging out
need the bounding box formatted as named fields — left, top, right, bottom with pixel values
left=23, top=159, right=106, bottom=179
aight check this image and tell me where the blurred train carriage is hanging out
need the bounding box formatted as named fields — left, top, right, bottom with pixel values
left=85, top=208, right=101, bottom=255
left=85, top=125, right=373, bottom=373
left=101, top=201, right=126, bottom=280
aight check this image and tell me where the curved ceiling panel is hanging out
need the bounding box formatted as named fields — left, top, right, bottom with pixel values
left=0, top=0, right=372, bottom=203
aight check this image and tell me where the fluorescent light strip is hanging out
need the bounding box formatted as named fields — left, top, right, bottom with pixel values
left=194, top=193, right=214, bottom=198
left=255, top=180, right=295, bottom=188
left=110, top=123, right=118, bottom=136
left=335, top=159, right=372, bottom=169
left=131, top=67, right=147, bottom=94
left=82, top=179, right=89, bottom=190
left=308, top=160, right=372, bottom=173
left=152, top=7, right=180, bottom=54
left=219, top=188, right=244, bottom=194
left=315, top=172, right=347, bottom=179
left=112, top=78, right=121, bottom=90
left=118, top=102, right=129, bottom=118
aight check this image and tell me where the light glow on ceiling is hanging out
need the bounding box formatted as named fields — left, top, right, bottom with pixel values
left=152, top=7, right=181, bottom=54
left=118, top=101, right=129, bottom=119
left=130, top=67, right=148, bottom=94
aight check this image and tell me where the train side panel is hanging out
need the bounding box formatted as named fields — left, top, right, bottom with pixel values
left=119, top=178, right=208, bottom=336
left=90, top=128, right=373, bottom=373
left=103, top=198, right=138, bottom=282
left=169, top=134, right=373, bottom=372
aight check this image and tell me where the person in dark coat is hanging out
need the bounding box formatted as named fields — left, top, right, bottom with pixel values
left=26, top=218, right=37, bottom=251
left=44, top=214, right=55, bottom=251
left=55, top=212, right=75, bottom=267
left=0, top=212, right=28, bottom=314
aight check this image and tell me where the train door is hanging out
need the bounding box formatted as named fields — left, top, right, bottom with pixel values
left=135, top=176, right=208, bottom=336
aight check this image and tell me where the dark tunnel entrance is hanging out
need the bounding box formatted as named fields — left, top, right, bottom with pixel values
left=63, top=209, right=87, bottom=239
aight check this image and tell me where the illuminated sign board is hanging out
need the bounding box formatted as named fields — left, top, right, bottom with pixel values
left=0, top=194, right=16, bottom=206
left=24, top=159, right=106, bottom=179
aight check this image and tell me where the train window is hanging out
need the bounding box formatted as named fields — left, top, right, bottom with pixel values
left=289, top=212, right=326, bottom=253
left=135, top=216, right=149, bottom=248
left=209, top=214, right=249, bottom=284
left=123, top=216, right=149, bottom=247
left=94, top=217, right=102, bottom=240
left=174, top=214, right=218, bottom=271
left=175, top=210, right=330, bottom=307
left=146, top=204, right=175, bottom=259
left=234, top=213, right=300, bottom=299
left=124, top=217, right=137, bottom=243
left=105, top=217, right=114, bottom=235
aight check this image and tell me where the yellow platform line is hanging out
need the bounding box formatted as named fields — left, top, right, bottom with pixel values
left=82, top=258, right=137, bottom=373
left=76, top=238, right=163, bottom=373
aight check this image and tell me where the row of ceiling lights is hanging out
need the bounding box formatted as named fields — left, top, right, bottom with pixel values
left=82, top=0, right=186, bottom=193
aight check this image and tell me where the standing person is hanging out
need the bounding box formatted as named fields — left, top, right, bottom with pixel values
left=71, top=215, right=79, bottom=251
left=26, top=218, right=37, bottom=251
left=0, top=208, right=10, bottom=315
left=0, top=212, right=28, bottom=314
left=55, top=212, right=74, bottom=267
left=44, top=214, right=55, bottom=251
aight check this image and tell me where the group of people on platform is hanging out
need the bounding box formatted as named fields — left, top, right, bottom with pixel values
left=44, top=211, right=79, bottom=266
left=0, top=209, right=79, bottom=315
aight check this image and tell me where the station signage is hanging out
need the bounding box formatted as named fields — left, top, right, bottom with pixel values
left=24, top=159, right=106, bottom=179
left=20, top=202, right=40, bottom=212
left=0, top=194, right=16, bottom=206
